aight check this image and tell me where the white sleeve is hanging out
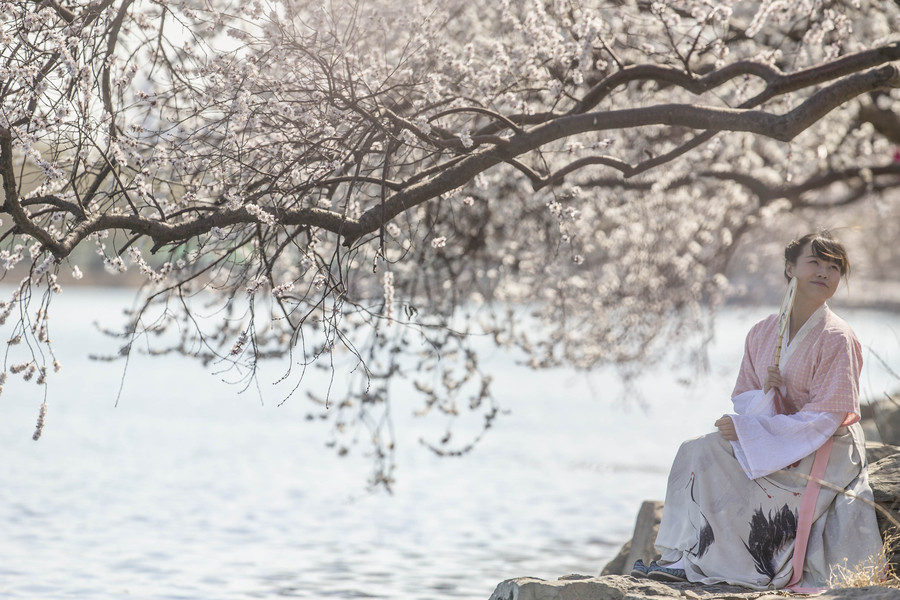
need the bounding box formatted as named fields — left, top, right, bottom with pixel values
left=728, top=410, right=843, bottom=480
left=731, top=389, right=776, bottom=417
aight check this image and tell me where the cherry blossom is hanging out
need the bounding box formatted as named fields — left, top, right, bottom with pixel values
left=1, top=0, right=899, bottom=487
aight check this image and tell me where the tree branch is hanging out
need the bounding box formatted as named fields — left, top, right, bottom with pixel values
left=578, top=162, right=900, bottom=205
left=571, top=43, right=900, bottom=114
left=57, top=205, right=356, bottom=255
left=344, top=64, right=900, bottom=245
left=0, top=130, right=66, bottom=256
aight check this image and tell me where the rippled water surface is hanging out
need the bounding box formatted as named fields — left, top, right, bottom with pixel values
left=1, top=288, right=898, bottom=599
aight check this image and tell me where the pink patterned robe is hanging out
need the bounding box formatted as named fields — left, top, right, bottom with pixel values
left=734, top=304, right=862, bottom=422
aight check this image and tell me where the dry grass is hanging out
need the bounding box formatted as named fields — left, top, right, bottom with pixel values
left=829, top=530, right=900, bottom=589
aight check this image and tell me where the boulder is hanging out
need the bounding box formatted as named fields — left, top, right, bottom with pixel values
left=860, top=402, right=882, bottom=443
left=602, top=500, right=663, bottom=576
left=489, top=575, right=777, bottom=600
left=869, top=449, right=900, bottom=510
left=488, top=575, right=900, bottom=600
left=864, top=396, right=900, bottom=446
left=869, top=442, right=900, bottom=464
left=867, top=448, right=900, bottom=568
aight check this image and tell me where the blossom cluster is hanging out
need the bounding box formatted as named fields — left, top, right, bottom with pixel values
left=0, top=0, right=898, bottom=476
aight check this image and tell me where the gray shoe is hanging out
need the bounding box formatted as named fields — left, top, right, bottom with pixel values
left=629, top=559, right=651, bottom=578
left=647, top=563, right=687, bottom=583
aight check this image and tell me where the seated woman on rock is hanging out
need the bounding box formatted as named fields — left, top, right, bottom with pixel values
left=632, top=230, right=882, bottom=590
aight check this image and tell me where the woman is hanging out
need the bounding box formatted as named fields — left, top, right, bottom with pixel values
left=632, top=231, right=883, bottom=590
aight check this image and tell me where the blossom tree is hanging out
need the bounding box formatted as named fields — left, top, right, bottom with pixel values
left=2, top=0, right=900, bottom=487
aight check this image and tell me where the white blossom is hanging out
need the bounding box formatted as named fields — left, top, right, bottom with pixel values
left=272, top=281, right=295, bottom=298
left=245, top=204, right=278, bottom=226
left=246, top=275, right=266, bottom=295
left=32, top=401, right=47, bottom=441
left=456, top=129, right=473, bottom=149
left=230, top=331, right=249, bottom=355
left=383, top=271, right=395, bottom=324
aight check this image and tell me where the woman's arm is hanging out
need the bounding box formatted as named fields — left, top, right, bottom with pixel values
left=727, top=410, right=844, bottom=479
left=731, top=329, right=763, bottom=399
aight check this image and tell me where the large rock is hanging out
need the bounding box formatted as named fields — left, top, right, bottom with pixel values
left=867, top=448, right=900, bottom=568
left=868, top=442, right=900, bottom=465
left=864, top=396, right=900, bottom=446
left=602, top=501, right=663, bottom=576
left=869, top=449, right=900, bottom=511
left=488, top=575, right=900, bottom=600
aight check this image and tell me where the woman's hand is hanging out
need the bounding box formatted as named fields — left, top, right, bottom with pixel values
left=764, top=366, right=786, bottom=393
left=715, top=415, right=738, bottom=441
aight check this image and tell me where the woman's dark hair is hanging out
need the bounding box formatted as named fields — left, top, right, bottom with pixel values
left=784, top=230, right=850, bottom=281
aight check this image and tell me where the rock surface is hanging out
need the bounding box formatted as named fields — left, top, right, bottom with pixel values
left=488, top=575, right=900, bottom=600
left=870, top=450, right=900, bottom=509
left=868, top=448, right=900, bottom=568
left=865, top=397, right=900, bottom=447
left=868, top=442, right=900, bottom=465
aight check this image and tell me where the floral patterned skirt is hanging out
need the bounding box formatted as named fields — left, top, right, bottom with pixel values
left=654, top=424, right=882, bottom=589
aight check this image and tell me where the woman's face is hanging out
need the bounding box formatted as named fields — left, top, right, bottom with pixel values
left=785, top=242, right=841, bottom=303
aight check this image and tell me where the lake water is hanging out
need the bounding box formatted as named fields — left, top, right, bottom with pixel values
left=1, top=288, right=899, bottom=599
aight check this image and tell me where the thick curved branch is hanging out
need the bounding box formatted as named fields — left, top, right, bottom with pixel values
left=532, top=156, right=635, bottom=190
left=603, top=44, right=900, bottom=178
left=57, top=205, right=355, bottom=255
left=19, top=194, right=85, bottom=215
left=529, top=65, right=900, bottom=148
left=775, top=65, right=900, bottom=138
left=572, top=61, right=781, bottom=114
left=579, top=162, right=900, bottom=205
left=745, top=42, right=900, bottom=106
left=475, top=43, right=900, bottom=155
left=574, top=42, right=900, bottom=115
left=344, top=64, right=900, bottom=245
left=577, top=64, right=900, bottom=179
left=124, top=159, right=879, bottom=262
left=429, top=106, right=525, bottom=135
left=606, top=54, right=900, bottom=180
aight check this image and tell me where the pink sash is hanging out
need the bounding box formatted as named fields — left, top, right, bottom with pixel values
left=786, top=437, right=834, bottom=593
